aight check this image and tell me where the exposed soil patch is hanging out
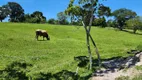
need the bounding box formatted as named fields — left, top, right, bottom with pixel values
left=92, top=52, right=142, bottom=80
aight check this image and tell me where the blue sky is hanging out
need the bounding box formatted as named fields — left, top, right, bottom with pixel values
left=0, top=0, right=142, bottom=20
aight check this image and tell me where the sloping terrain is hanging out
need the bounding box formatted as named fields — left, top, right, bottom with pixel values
left=0, top=23, right=142, bottom=78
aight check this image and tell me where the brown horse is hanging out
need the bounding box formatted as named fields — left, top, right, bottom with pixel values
left=35, top=29, right=50, bottom=40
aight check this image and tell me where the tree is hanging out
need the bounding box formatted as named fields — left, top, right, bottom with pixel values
left=106, top=19, right=118, bottom=27
left=47, top=18, right=56, bottom=24
left=57, top=12, right=68, bottom=25
left=106, top=19, right=113, bottom=27
left=7, top=2, right=25, bottom=22
left=112, top=8, right=137, bottom=30
left=92, top=17, right=107, bottom=27
left=65, top=0, right=110, bottom=70
left=0, top=5, right=10, bottom=22
left=23, top=14, right=30, bottom=22
left=31, top=11, right=46, bottom=23
left=98, top=4, right=111, bottom=17
left=126, top=16, right=142, bottom=33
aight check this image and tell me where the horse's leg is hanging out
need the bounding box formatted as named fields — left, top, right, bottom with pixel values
left=35, top=35, right=38, bottom=40
left=43, top=36, right=44, bottom=40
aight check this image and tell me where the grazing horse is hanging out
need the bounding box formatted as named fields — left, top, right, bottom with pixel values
left=35, top=29, right=50, bottom=40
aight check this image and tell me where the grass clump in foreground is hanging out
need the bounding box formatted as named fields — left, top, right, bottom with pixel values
left=132, top=74, right=142, bottom=80
left=0, top=23, right=142, bottom=79
left=115, top=76, right=129, bottom=80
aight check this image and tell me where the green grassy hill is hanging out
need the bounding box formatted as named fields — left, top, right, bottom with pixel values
left=0, top=23, right=142, bottom=78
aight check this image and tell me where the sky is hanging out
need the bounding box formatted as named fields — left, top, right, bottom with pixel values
left=0, top=0, right=142, bottom=21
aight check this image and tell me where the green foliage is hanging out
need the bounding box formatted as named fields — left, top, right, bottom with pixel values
left=24, top=11, right=46, bottom=23
left=115, top=76, right=129, bottom=80
left=107, top=19, right=118, bottom=27
left=112, top=8, right=137, bottom=30
left=65, top=0, right=94, bottom=26
left=98, top=5, right=111, bottom=17
left=30, top=11, right=46, bottom=23
left=57, top=12, right=69, bottom=25
left=47, top=18, right=56, bottom=24
left=65, top=0, right=111, bottom=26
left=24, top=14, right=32, bottom=23
left=92, top=17, right=107, bottom=27
left=0, top=5, right=10, bottom=22
left=125, top=16, right=142, bottom=33
left=70, top=21, right=82, bottom=26
left=7, top=2, right=25, bottom=22
left=0, top=2, right=46, bottom=23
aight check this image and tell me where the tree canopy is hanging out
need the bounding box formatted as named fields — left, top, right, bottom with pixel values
left=7, top=2, right=25, bottom=22
left=30, top=11, right=46, bottom=23
left=0, top=5, right=10, bottom=22
left=57, top=12, right=69, bottom=25
left=112, top=8, right=137, bottom=30
left=126, top=16, right=142, bottom=33
left=92, top=17, right=107, bottom=27
left=98, top=4, right=111, bottom=17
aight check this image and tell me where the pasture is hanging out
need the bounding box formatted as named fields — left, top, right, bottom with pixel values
left=0, top=23, right=142, bottom=78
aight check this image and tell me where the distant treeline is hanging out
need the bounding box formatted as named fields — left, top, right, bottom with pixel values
left=0, top=2, right=142, bottom=33
left=0, top=2, right=46, bottom=23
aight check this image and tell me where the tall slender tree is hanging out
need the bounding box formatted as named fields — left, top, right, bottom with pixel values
left=65, top=0, right=111, bottom=69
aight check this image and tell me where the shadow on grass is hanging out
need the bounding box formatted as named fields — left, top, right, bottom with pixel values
left=37, top=40, right=48, bottom=41
left=0, top=61, right=32, bottom=80
left=74, top=56, right=128, bottom=69
left=74, top=55, right=139, bottom=77
left=34, top=56, right=96, bottom=80
left=122, top=30, right=142, bottom=35
left=36, top=70, right=79, bottom=80
left=1, top=54, right=138, bottom=79
left=35, top=70, right=93, bottom=80
left=0, top=60, right=92, bottom=80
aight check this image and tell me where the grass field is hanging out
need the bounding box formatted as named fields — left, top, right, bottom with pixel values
left=0, top=22, right=142, bottom=78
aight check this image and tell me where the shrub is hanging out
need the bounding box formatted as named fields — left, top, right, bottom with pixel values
left=47, top=18, right=56, bottom=24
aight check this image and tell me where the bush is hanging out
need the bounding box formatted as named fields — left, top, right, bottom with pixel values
left=47, top=18, right=56, bottom=24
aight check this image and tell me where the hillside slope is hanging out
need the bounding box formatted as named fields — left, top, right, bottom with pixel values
left=0, top=23, right=142, bottom=77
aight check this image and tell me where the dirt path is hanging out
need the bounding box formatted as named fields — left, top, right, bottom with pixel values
left=92, top=52, right=142, bottom=80
left=92, top=67, right=142, bottom=80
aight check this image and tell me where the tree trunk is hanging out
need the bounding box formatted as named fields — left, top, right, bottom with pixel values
left=82, top=21, right=92, bottom=70
left=88, top=33, right=101, bottom=67
left=82, top=21, right=101, bottom=70
left=0, top=20, right=2, bottom=22
left=86, top=31, right=92, bottom=70
left=81, top=0, right=101, bottom=70
left=88, top=0, right=101, bottom=67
